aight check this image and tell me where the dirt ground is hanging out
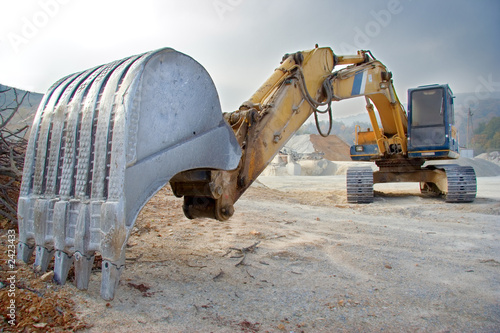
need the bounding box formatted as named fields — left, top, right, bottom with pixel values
left=4, top=175, right=500, bottom=332
left=70, top=175, right=500, bottom=332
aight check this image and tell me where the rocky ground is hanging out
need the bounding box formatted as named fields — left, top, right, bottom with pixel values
left=4, top=174, right=497, bottom=332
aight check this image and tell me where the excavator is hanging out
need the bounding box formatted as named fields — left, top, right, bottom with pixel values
left=17, top=45, right=476, bottom=300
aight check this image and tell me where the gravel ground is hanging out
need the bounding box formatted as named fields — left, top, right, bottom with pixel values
left=64, top=175, right=500, bottom=333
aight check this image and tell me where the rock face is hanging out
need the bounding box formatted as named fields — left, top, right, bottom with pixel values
left=475, top=151, right=500, bottom=166
left=309, top=134, right=351, bottom=161
left=427, top=156, right=500, bottom=177
left=263, top=134, right=353, bottom=176
left=283, top=134, right=351, bottom=161
left=0, top=84, right=43, bottom=140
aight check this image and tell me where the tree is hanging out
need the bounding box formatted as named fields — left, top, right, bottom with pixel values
left=473, top=116, right=500, bottom=154
left=0, top=87, right=33, bottom=223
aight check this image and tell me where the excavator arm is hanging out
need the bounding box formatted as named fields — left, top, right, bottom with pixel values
left=171, top=48, right=413, bottom=220
left=171, top=46, right=338, bottom=220
left=329, top=51, right=408, bottom=157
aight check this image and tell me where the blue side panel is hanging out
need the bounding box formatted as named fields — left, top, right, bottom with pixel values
left=351, top=71, right=364, bottom=96
left=350, top=144, right=379, bottom=161
left=408, top=150, right=458, bottom=159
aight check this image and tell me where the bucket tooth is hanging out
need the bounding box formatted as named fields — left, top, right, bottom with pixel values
left=99, top=201, right=126, bottom=300
left=101, top=260, right=124, bottom=301
left=17, top=241, right=35, bottom=263
left=17, top=47, right=242, bottom=299
left=74, top=252, right=95, bottom=290
left=17, top=197, right=35, bottom=262
left=73, top=203, right=95, bottom=289
left=53, top=200, right=69, bottom=249
left=52, top=200, right=73, bottom=285
left=74, top=203, right=91, bottom=253
left=53, top=250, right=74, bottom=284
left=32, top=198, right=55, bottom=272
left=34, top=246, right=54, bottom=272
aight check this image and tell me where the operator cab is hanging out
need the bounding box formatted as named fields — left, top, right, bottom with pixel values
left=407, top=84, right=459, bottom=159
left=350, top=83, right=459, bottom=161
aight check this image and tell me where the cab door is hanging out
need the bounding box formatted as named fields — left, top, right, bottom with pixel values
left=407, top=85, right=457, bottom=158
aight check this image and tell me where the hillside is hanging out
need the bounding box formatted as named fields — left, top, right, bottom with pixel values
left=0, top=84, right=43, bottom=139
left=454, top=92, right=500, bottom=149
left=309, top=133, right=351, bottom=161
left=0, top=85, right=43, bottom=222
left=283, top=134, right=351, bottom=161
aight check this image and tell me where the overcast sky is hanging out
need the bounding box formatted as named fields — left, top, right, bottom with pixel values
left=1, top=0, right=499, bottom=118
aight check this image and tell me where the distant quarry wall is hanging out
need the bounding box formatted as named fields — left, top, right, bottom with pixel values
left=262, top=134, right=500, bottom=177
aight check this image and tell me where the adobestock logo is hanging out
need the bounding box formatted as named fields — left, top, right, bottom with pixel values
left=213, top=0, right=244, bottom=21
left=338, top=0, right=406, bottom=54
left=459, top=74, right=500, bottom=110
left=3, top=0, right=72, bottom=54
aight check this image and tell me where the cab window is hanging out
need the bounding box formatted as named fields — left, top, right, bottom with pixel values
left=411, top=88, right=444, bottom=127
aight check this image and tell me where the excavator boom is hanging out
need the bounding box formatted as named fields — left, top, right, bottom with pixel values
left=171, top=46, right=337, bottom=221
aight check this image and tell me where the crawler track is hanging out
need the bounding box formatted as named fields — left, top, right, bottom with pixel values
left=443, top=165, right=477, bottom=202
left=346, top=166, right=374, bottom=203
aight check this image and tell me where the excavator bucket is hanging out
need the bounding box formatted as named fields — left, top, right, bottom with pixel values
left=17, top=48, right=241, bottom=300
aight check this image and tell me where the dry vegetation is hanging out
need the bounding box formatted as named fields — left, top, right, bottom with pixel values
left=0, top=87, right=31, bottom=224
